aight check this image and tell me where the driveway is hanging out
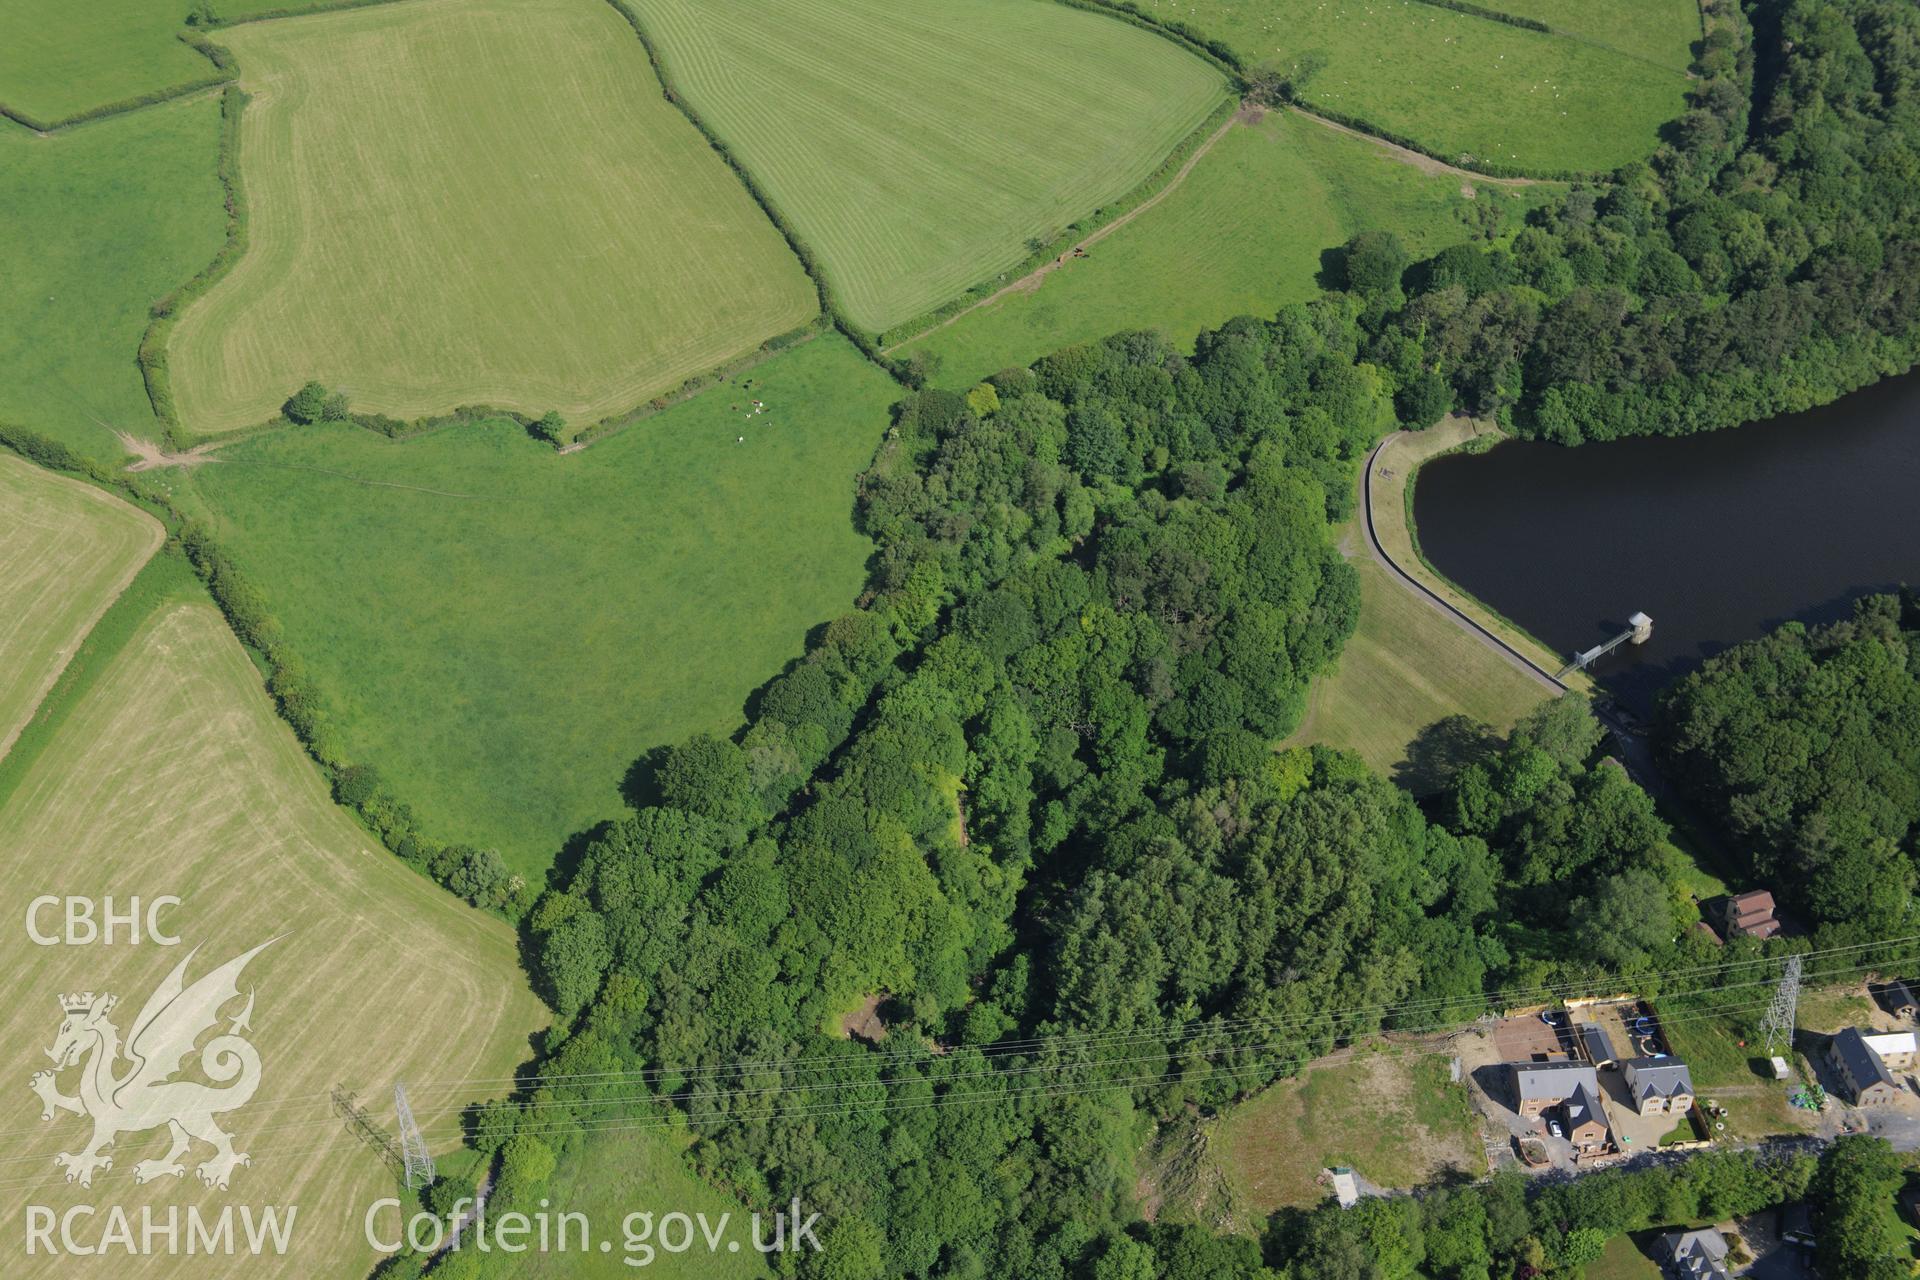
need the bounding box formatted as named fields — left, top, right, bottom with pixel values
left=1737, top=1209, right=1816, bottom=1280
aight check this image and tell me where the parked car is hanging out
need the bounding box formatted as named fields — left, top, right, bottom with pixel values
left=1548, top=1120, right=1563, bottom=1139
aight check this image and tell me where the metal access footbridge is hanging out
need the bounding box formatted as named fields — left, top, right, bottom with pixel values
left=1556, top=612, right=1654, bottom=679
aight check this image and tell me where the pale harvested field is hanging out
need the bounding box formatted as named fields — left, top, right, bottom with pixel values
left=633, top=0, right=1226, bottom=333
left=167, top=0, right=816, bottom=434
left=0, top=457, right=162, bottom=760
left=0, top=602, right=545, bottom=1276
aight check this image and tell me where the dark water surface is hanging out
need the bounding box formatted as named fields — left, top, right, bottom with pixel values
left=1411, top=371, right=1920, bottom=713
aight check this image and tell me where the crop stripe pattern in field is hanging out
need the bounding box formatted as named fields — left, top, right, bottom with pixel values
left=631, top=0, right=1227, bottom=333
left=164, top=0, right=818, bottom=434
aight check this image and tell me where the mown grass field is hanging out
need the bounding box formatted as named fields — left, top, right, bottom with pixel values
left=1586, top=1235, right=1663, bottom=1280
left=0, top=456, right=162, bottom=759
left=0, top=0, right=220, bottom=124
left=1478, top=0, right=1702, bottom=72
left=167, top=0, right=816, bottom=435
left=904, top=107, right=1559, bottom=386
left=180, top=336, right=894, bottom=874
left=0, top=594, right=546, bottom=1278
left=1211, top=1047, right=1481, bottom=1211
left=1135, top=0, right=1690, bottom=173
left=632, top=0, right=1226, bottom=334
left=0, top=94, right=226, bottom=460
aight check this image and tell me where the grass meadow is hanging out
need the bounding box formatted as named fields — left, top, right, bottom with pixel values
left=903, top=107, right=1559, bottom=386
left=1586, top=1235, right=1663, bottom=1280
left=631, top=0, right=1226, bottom=333
left=0, top=94, right=226, bottom=460
left=1478, top=0, right=1703, bottom=71
left=0, top=456, right=162, bottom=758
left=486, top=1132, right=771, bottom=1278
left=0, top=0, right=220, bottom=124
left=0, top=594, right=546, bottom=1279
left=1211, top=1048, right=1481, bottom=1212
left=1286, top=549, right=1549, bottom=791
left=180, top=336, right=895, bottom=874
left=167, top=0, right=817, bottom=435
left=1134, top=0, right=1690, bottom=173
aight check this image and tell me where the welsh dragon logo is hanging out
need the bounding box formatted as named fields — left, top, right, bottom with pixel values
left=30, top=939, right=278, bottom=1191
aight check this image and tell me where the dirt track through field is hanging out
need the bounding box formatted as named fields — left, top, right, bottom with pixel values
left=1288, top=107, right=1544, bottom=186
left=886, top=104, right=1256, bottom=354
left=117, top=431, right=223, bottom=472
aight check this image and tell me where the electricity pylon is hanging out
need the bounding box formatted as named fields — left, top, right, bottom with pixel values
left=1759, top=954, right=1803, bottom=1055
left=395, top=1082, right=435, bottom=1189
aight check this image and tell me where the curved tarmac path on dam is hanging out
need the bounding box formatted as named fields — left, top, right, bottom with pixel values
left=1360, top=431, right=1567, bottom=697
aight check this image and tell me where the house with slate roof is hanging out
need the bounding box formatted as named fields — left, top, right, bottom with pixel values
left=1510, top=1060, right=1613, bottom=1153
left=1827, top=1026, right=1906, bottom=1106
left=1623, top=1057, right=1696, bottom=1116
left=1659, top=1227, right=1730, bottom=1279
left=1876, top=978, right=1920, bottom=1021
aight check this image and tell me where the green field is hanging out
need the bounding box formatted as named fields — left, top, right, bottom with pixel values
left=1288, top=550, right=1549, bottom=790
left=0, top=592, right=545, bottom=1278
left=1480, top=0, right=1702, bottom=72
left=478, top=1132, right=770, bottom=1278
left=0, top=94, right=226, bottom=460
left=179, top=336, right=894, bottom=873
left=1211, top=1048, right=1481, bottom=1212
left=903, top=107, right=1558, bottom=386
left=1653, top=999, right=1814, bottom=1140
left=1585, top=1234, right=1663, bottom=1280
left=631, top=0, right=1226, bottom=333
left=1135, top=0, right=1690, bottom=173
left=0, top=457, right=162, bottom=758
left=167, top=0, right=817, bottom=435
left=0, top=0, right=222, bottom=125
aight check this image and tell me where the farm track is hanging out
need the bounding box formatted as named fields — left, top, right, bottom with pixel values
left=1288, top=107, right=1545, bottom=186
left=884, top=104, right=1254, bottom=355
left=631, top=0, right=1227, bottom=332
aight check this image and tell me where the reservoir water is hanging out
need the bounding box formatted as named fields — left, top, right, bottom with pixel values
left=1411, top=371, right=1920, bottom=714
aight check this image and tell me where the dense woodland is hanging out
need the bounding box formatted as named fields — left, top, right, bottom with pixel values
left=342, top=1, right=1920, bottom=1277
left=1658, top=593, right=1920, bottom=940
left=1358, top=0, right=1920, bottom=444
left=426, top=321, right=1784, bottom=1280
